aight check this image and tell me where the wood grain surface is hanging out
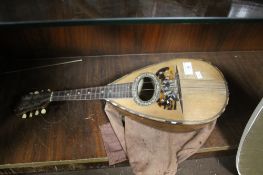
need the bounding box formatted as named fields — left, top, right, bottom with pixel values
left=112, top=59, right=228, bottom=124
left=0, top=51, right=262, bottom=173
left=1, top=0, right=261, bottom=22
left=0, top=23, right=263, bottom=60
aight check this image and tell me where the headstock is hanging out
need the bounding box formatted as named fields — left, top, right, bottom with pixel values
left=15, top=89, right=52, bottom=119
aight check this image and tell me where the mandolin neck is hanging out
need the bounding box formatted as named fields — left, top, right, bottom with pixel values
left=50, top=83, right=133, bottom=101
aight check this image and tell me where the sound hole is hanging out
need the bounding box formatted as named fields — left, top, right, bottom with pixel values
left=137, top=77, right=155, bottom=101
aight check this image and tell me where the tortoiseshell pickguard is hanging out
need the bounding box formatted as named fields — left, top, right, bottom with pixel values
left=156, top=66, right=180, bottom=110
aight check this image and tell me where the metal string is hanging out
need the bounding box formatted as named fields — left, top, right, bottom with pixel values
left=51, top=78, right=227, bottom=101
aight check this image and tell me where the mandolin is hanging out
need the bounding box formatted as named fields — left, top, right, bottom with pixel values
left=15, top=59, right=229, bottom=125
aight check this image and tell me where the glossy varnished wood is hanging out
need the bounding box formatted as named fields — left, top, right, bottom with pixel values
left=0, top=23, right=263, bottom=60
left=0, top=51, right=262, bottom=173
left=112, top=59, right=228, bottom=124
left=0, top=0, right=262, bottom=22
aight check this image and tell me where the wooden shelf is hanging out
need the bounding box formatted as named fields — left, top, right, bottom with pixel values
left=0, top=51, right=262, bottom=173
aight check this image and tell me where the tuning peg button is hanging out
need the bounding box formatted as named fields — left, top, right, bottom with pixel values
left=22, top=113, right=27, bottom=119
left=34, top=91, right=39, bottom=95
left=29, top=112, right=33, bottom=117
left=41, top=108, right=46, bottom=114
left=35, top=110, right=39, bottom=116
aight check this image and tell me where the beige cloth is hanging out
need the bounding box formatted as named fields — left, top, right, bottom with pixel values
left=101, top=103, right=216, bottom=175
left=99, top=123, right=128, bottom=165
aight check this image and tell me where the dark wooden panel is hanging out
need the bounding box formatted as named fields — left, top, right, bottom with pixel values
left=0, top=51, right=262, bottom=173
left=0, top=23, right=263, bottom=59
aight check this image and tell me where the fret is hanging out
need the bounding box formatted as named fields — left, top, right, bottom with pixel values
left=114, top=84, right=117, bottom=98
left=125, top=84, right=128, bottom=98
left=69, top=90, right=73, bottom=100
left=111, top=85, right=114, bottom=98
left=70, top=89, right=76, bottom=100
left=81, top=93, right=86, bottom=100
left=98, top=87, right=100, bottom=99
left=76, top=89, right=81, bottom=100
left=59, top=91, right=64, bottom=97
left=65, top=90, right=70, bottom=100
left=95, top=87, right=98, bottom=99
left=110, top=86, right=113, bottom=97
left=121, top=84, right=125, bottom=98
left=91, top=87, right=96, bottom=99
left=97, top=87, right=100, bottom=98
left=126, top=84, right=130, bottom=98
left=102, top=86, right=106, bottom=99
left=124, top=84, right=127, bottom=98
left=106, top=85, right=111, bottom=99
left=74, top=89, right=78, bottom=100
left=86, top=88, right=91, bottom=100
left=69, top=90, right=74, bottom=100
left=116, top=84, right=119, bottom=98
left=125, top=84, right=127, bottom=98
left=105, top=86, right=111, bottom=99
left=102, top=86, right=104, bottom=99
left=59, top=91, right=65, bottom=101
left=80, top=89, right=85, bottom=100
left=126, top=84, right=129, bottom=97
left=129, top=83, right=132, bottom=97
left=110, top=85, right=112, bottom=98
left=120, top=84, right=124, bottom=98
left=115, top=85, right=120, bottom=98
left=121, top=84, right=123, bottom=98
left=122, top=84, right=125, bottom=98
left=84, top=88, right=88, bottom=99
left=98, top=86, right=102, bottom=99
left=119, top=84, right=122, bottom=98
left=51, top=91, right=57, bottom=101
left=100, top=86, right=104, bottom=99
left=107, top=86, right=111, bottom=98
left=114, top=85, right=117, bottom=98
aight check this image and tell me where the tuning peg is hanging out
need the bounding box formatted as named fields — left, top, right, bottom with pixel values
left=35, top=110, right=39, bottom=116
left=41, top=108, right=46, bottom=114
left=34, top=91, right=39, bottom=95
left=47, top=89, right=51, bottom=92
left=29, top=112, right=33, bottom=117
left=22, top=113, right=27, bottom=119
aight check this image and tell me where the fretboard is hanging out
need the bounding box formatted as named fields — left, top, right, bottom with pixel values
left=51, top=83, right=133, bottom=101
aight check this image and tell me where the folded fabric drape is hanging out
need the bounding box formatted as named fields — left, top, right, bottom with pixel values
left=100, top=103, right=216, bottom=175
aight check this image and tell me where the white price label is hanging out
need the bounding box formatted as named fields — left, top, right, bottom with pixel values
left=183, top=62, right=193, bottom=75
left=195, top=71, right=203, bottom=79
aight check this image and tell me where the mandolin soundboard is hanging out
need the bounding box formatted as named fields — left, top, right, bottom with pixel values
left=15, top=59, right=229, bottom=125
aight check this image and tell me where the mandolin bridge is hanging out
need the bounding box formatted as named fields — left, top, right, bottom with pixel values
left=156, top=66, right=183, bottom=111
